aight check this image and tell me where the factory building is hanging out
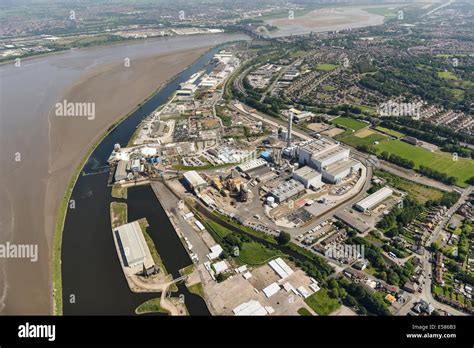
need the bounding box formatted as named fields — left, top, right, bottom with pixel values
left=284, top=108, right=315, bottom=124
left=237, top=158, right=267, bottom=173
left=297, top=138, right=348, bottom=171
left=322, top=159, right=361, bottom=184
left=307, top=146, right=350, bottom=172
left=114, top=221, right=150, bottom=268
left=176, top=83, right=197, bottom=97
left=292, top=166, right=323, bottom=189
left=269, top=179, right=305, bottom=203
left=114, top=160, right=129, bottom=182
left=183, top=170, right=207, bottom=193
left=355, top=187, right=393, bottom=212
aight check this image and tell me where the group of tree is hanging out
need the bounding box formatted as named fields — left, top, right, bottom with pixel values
left=440, top=144, right=473, bottom=159
left=379, top=151, right=415, bottom=169
left=359, top=55, right=472, bottom=112
left=379, top=117, right=473, bottom=146
left=344, top=234, right=417, bottom=288
left=331, top=278, right=391, bottom=316
left=425, top=191, right=461, bottom=209
left=377, top=198, right=424, bottom=236
left=276, top=231, right=291, bottom=245
left=417, top=165, right=457, bottom=186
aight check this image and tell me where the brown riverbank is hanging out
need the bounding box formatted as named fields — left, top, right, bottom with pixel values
left=0, top=46, right=210, bottom=314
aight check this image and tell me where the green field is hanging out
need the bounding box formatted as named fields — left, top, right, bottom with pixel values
left=111, top=185, right=128, bottom=199
left=438, top=71, right=458, bottom=80
left=58, top=34, right=124, bottom=48
left=330, top=117, right=368, bottom=131
left=375, top=126, right=404, bottom=139
left=297, top=307, right=313, bottom=316
left=374, top=140, right=474, bottom=187
left=338, top=132, right=387, bottom=148
left=140, top=219, right=171, bottom=278
left=374, top=170, right=444, bottom=204
left=323, top=85, right=336, bottom=91
left=435, top=54, right=467, bottom=59
left=448, top=88, right=465, bottom=101
left=237, top=242, right=282, bottom=265
left=135, top=298, right=169, bottom=315
left=363, top=7, right=398, bottom=19
left=304, top=288, right=340, bottom=315
left=352, top=104, right=376, bottom=115
left=316, top=63, right=338, bottom=71
left=110, top=202, right=127, bottom=229
left=187, top=282, right=205, bottom=299
left=180, top=264, right=195, bottom=276
left=260, top=8, right=316, bottom=21
left=206, top=219, right=231, bottom=240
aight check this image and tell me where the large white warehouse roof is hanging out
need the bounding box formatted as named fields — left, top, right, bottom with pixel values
left=355, top=187, right=393, bottom=212
left=115, top=221, right=147, bottom=268
left=183, top=170, right=206, bottom=187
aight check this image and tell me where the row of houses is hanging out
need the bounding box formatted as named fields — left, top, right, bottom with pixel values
left=435, top=252, right=444, bottom=286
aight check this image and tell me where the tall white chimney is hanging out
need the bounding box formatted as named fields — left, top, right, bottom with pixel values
left=287, top=111, right=293, bottom=147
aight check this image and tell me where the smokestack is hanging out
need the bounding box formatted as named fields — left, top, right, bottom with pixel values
left=287, top=111, right=293, bottom=147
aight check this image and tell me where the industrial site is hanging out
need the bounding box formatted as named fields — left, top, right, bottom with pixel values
left=104, top=38, right=473, bottom=317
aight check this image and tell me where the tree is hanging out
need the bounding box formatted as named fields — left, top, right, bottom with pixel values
left=343, top=295, right=358, bottom=308
left=276, top=231, right=291, bottom=245
left=223, top=234, right=242, bottom=248
left=431, top=242, right=440, bottom=252
left=327, top=279, right=339, bottom=290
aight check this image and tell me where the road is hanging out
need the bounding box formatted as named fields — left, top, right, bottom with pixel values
left=228, top=89, right=472, bottom=315
left=151, top=181, right=210, bottom=262
left=418, top=185, right=472, bottom=315
left=423, top=0, right=455, bottom=17
left=378, top=161, right=453, bottom=192
left=232, top=101, right=312, bottom=141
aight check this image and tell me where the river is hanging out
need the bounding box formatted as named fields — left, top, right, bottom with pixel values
left=0, top=32, right=247, bottom=314
left=60, top=45, right=236, bottom=315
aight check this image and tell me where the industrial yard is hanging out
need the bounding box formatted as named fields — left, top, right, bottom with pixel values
left=101, top=26, right=473, bottom=317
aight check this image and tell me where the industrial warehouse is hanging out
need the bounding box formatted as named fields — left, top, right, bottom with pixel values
left=355, top=187, right=394, bottom=212
left=113, top=221, right=157, bottom=278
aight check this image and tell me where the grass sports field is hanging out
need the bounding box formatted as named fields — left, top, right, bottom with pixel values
left=375, top=126, right=404, bottom=139
left=337, top=130, right=386, bottom=147
left=330, top=117, right=368, bottom=131
left=316, top=63, right=338, bottom=71
left=438, top=71, right=458, bottom=80
left=352, top=104, right=376, bottom=115
left=374, top=140, right=474, bottom=187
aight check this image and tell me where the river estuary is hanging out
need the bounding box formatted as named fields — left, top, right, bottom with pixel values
left=59, top=44, right=244, bottom=315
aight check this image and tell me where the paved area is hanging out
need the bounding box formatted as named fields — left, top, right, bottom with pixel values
left=151, top=181, right=209, bottom=262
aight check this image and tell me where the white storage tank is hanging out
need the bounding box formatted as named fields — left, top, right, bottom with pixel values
left=266, top=196, right=275, bottom=205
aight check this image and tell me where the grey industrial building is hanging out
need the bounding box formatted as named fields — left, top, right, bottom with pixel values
left=322, top=159, right=362, bottom=184
left=354, top=187, right=393, bottom=212
left=297, top=138, right=349, bottom=171
left=183, top=170, right=207, bottom=193
left=269, top=179, right=305, bottom=203
left=114, top=221, right=148, bottom=268
left=114, top=160, right=129, bottom=182
left=292, top=166, right=323, bottom=189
